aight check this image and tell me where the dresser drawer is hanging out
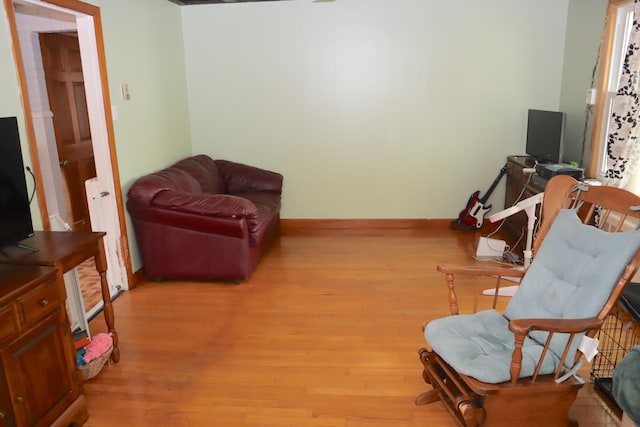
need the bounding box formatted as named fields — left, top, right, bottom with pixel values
left=17, top=280, right=61, bottom=325
left=0, top=305, right=18, bottom=343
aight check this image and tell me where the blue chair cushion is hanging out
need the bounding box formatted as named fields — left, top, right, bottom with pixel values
left=505, top=209, right=640, bottom=361
left=425, top=309, right=559, bottom=383
left=426, top=209, right=640, bottom=384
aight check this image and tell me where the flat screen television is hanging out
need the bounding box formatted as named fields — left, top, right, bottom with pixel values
left=0, top=116, right=34, bottom=249
left=525, top=109, right=565, bottom=164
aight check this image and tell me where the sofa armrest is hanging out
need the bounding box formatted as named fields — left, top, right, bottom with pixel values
left=152, top=190, right=258, bottom=219
left=127, top=200, right=249, bottom=239
left=214, top=160, right=283, bottom=194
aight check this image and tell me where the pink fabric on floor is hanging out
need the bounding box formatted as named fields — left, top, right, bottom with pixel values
left=83, top=333, right=113, bottom=363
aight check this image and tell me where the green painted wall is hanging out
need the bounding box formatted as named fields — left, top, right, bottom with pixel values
left=0, top=0, right=608, bottom=272
left=560, top=0, right=608, bottom=167
left=91, top=0, right=192, bottom=187
left=182, top=0, right=570, bottom=219
left=0, top=2, right=42, bottom=230
left=0, top=0, right=191, bottom=271
left=90, top=0, right=192, bottom=269
left=0, top=10, right=22, bottom=124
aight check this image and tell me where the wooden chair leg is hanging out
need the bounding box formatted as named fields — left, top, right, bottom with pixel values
left=415, top=389, right=441, bottom=406
left=459, top=401, right=484, bottom=427
left=416, top=348, right=442, bottom=405
left=417, top=348, right=486, bottom=426
left=422, top=369, right=431, bottom=384
left=418, top=347, right=445, bottom=379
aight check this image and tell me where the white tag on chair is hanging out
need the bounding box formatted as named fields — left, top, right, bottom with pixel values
left=578, top=335, right=600, bottom=362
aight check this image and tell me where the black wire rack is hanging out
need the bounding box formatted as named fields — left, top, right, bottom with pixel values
left=591, top=303, right=640, bottom=413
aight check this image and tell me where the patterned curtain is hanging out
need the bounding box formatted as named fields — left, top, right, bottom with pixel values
left=604, top=0, right=640, bottom=188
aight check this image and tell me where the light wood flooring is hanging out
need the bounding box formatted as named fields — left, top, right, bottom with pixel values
left=82, top=226, right=622, bottom=427
left=77, top=257, right=103, bottom=313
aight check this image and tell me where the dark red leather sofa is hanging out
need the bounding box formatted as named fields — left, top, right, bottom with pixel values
left=126, top=155, right=283, bottom=282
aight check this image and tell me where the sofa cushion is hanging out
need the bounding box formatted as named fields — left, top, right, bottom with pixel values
left=172, top=155, right=226, bottom=194
left=152, top=191, right=258, bottom=219
left=127, top=168, right=202, bottom=206
left=231, top=191, right=281, bottom=246
left=234, top=192, right=281, bottom=214
left=215, top=159, right=283, bottom=194
left=149, top=190, right=281, bottom=248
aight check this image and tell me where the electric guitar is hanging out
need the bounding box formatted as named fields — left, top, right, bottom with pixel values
left=453, top=165, right=507, bottom=230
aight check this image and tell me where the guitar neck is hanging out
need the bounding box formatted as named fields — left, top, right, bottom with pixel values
left=479, top=166, right=507, bottom=204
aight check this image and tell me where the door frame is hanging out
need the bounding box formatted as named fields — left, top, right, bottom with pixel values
left=4, top=0, right=133, bottom=291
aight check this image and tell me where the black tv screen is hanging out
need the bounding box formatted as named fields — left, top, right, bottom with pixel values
left=525, top=109, right=565, bottom=163
left=0, top=116, right=34, bottom=248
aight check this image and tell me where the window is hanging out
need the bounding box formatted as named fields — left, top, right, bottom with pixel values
left=589, top=0, right=639, bottom=192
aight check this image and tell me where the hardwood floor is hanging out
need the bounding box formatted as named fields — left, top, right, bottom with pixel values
left=82, top=227, right=621, bottom=427
left=77, top=257, right=103, bottom=312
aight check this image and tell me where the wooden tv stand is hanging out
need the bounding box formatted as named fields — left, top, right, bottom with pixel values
left=0, top=265, right=88, bottom=426
left=504, top=155, right=545, bottom=249
left=0, top=231, right=119, bottom=363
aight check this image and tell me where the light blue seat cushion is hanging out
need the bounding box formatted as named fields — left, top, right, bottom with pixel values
left=425, top=309, right=558, bottom=383
left=426, top=209, right=640, bottom=384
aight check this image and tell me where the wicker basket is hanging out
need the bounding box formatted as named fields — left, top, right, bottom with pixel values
left=79, top=345, right=113, bottom=381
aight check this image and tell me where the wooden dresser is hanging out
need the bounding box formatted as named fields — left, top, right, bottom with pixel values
left=0, top=264, right=87, bottom=427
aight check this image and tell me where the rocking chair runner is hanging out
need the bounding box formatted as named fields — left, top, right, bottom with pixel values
left=416, top=175, right=640, bottom=427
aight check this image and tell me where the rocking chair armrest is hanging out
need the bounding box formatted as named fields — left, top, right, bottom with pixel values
left=436, top=264, right=525, bottom=315
left=507, top=316, right=605, bottom=384
left=508, top=317, right=604, bottom=336
left=436, top=264, right=526, bottom=278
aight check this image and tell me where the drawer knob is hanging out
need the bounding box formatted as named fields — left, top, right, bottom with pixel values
left=39, top=299, right=49, bottom=306
left=0, top=411, right=4, bottom=418
left=15, top=396, right=23, bottom=403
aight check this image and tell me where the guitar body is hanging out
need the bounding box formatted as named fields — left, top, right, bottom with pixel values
left=456, top=191, right=480, bottom=228
left=452, top=165, right=507, bottom=231
left=468, top=201, right=492, bottom=228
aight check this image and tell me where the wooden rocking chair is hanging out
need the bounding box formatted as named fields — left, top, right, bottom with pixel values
left=416, top=175, right=640, bottom=427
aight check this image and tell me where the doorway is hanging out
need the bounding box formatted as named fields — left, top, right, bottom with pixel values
left=5, top=0, right=132, bottom=323
left=39, top=31, right=96, bottom=233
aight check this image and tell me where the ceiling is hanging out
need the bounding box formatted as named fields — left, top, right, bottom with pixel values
left=168, top=0, right=335, bottom=4
left=168, top=0, right=292, bottom=4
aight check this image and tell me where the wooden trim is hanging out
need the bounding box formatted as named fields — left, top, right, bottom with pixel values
left=281, top=218, right=453, bottom=231
left=3, top=0, right=51, bottom=230
left=7, top=0, right=133, bottom=288
left=42, top=0, right=98, bottom=15
left=130, top=268, right=145, bottom=288
left=587, top=0, right=633, bottom=177
left=41, top=0, right=134, bottom=289
left=82, top=6, right=134, bottom=289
